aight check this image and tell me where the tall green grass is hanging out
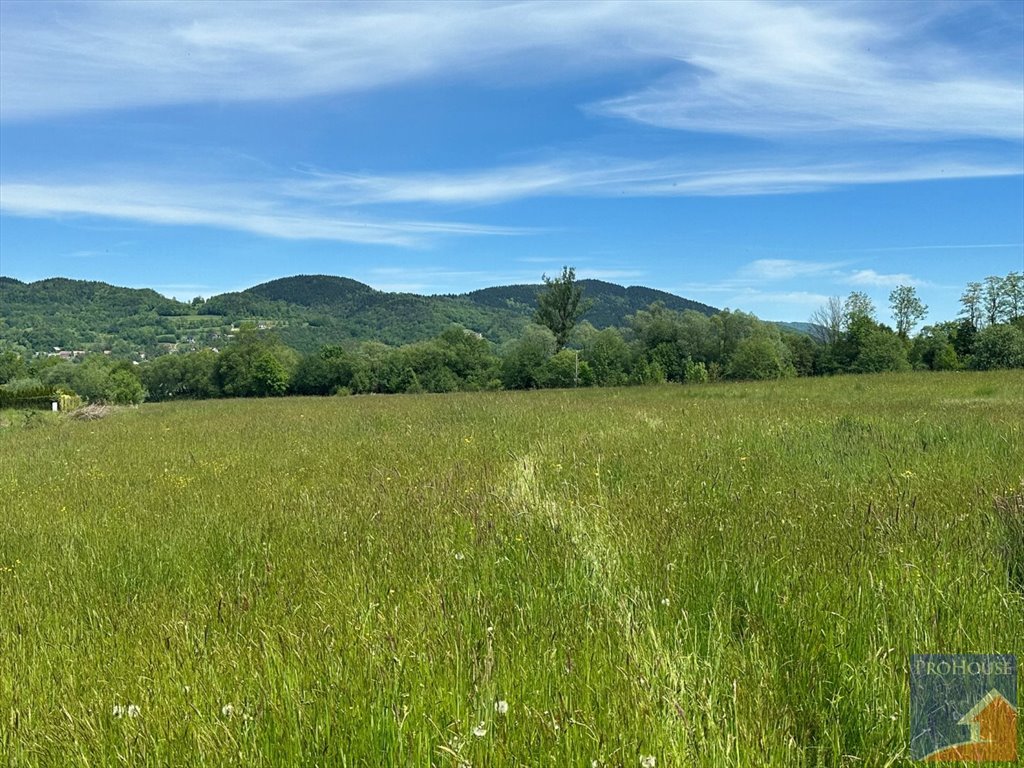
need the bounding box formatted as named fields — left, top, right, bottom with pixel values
left=2, top=372, right=1022, bottom=766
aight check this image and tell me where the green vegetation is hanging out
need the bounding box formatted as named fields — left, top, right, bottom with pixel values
left=2, top=271, right=1021, bottom=408
left=2, top=373, right=1021, bottom=766
left=534, top=266, right=593, bottom=350
left=0, top=274, right=717, bottom=357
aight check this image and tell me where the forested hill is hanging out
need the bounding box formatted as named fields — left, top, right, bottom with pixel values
left=0, top=274, right=719, bottom=356
left=462, top=280, right=716, bottom=327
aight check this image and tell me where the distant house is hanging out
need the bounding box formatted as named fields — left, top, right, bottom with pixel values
left=47, top=349, right=87, bottom=360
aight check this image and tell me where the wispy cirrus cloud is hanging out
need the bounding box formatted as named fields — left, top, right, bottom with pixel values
left=2, top=0, right=1021, bottom=145
left=1, top=1, right=1020, bottom=251
left=591, top=1, right=1024, bottom=141
left=6, top=150, right=1017, bottom=247
left=0, top=180, right=527, bottom=246
left=0, top=0, right=641, bottom=121
left=293, top=154, right=1020, bottom=205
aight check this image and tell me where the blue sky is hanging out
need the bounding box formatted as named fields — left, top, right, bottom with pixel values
left=1, top=0, right=1022, bottom=325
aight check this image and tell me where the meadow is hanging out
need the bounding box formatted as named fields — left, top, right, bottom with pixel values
left=1, top=371, right=1022, bottom=767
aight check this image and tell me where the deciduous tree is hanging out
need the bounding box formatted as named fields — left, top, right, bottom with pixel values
left=889, top=285, right=928, bottom=339
left=983, top=275, right=1005, bottom=326
left=959, top=281, right=983, bottom=328
left=534, top=267, right=592, bottom=351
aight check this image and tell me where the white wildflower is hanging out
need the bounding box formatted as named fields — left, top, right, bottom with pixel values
left=640, top=756, right=656, bottom=768
left=660, top=597, right=670, bottom=607
left=222, top=703, right=235, bottom=718
left=454, top=552, right=465, bottom=561
left=495, top=699, right=509, bottom=715
left=472, top=722, right=487, bottom=737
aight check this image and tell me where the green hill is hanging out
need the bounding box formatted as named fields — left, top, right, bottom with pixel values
left=0, top=273, right=720, bottom=356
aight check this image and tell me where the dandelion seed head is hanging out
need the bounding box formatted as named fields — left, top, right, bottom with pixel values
left=472, top=722, right=487, bottom=737
left=495, top=699, right=508, bottom=715
left=222, top=703, right=235, bottom=718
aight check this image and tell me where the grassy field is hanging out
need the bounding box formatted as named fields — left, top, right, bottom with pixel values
left=1, top=372, right=1022, bottom=767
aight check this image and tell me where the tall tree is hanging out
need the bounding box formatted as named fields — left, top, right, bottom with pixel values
left=983, top=275, right=1005, bottom=326
left=843, top=291, right=876, bottom=327
left=960, top=281, right=983, bottom=328
left=1003, top=271, right=1023, bottom=321
left=534, top=266, right=592, bottom=350
left=889, top=285, right=928, bottom=339
left=810, top=296, right=844, bottom=345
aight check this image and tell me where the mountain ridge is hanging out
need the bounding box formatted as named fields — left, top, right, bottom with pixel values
left=1, top=273, right=725, bottom=355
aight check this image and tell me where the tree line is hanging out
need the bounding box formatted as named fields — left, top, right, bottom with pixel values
left=1, top=268, right=1021, bottom=406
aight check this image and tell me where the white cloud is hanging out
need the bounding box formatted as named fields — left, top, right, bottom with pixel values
left=847, top=269, right=928, bottom=288
left=676, top=286, right=833, bottom=321
left=679, top=260, right=940, bottom=318
left=592, top=1, right=1024, bottom=141
left=0, top=180, right=526, bottom=246
left=0, top=1, right=638, bottom=120
left=740, top=259, right=845, bottom=281
left=293, top=155, right=1020, bottom=204
left=1, top=0, right=1021, bottom=146
left=7, top=151, right=1016, bottom=247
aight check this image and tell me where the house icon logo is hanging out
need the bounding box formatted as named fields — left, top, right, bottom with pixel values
left=910, top=654, right=1017, bottom=762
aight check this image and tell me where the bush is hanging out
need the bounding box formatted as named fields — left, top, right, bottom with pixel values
left=970, top=324, right=1024, bottom=370
left=105, top=368, right=147, bottom=404
left=683, top=359, right=709, bottom=383
left=538, top=350, right=594, bottom=388
left=630, top=358, right=666, bottom=385
left=500, top=325, right=556, bottom=389
left=850, top=328, right=910, bottom=373
left=726, top=336, right=793, bottom=380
